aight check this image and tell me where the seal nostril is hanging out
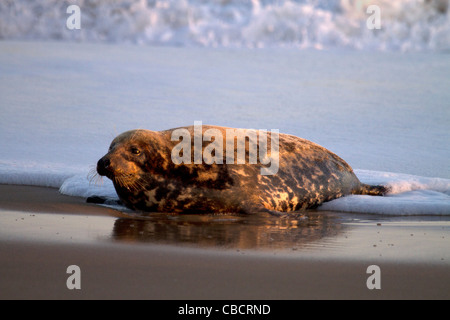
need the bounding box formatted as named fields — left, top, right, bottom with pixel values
left=97, top=157, right=111, bottom=176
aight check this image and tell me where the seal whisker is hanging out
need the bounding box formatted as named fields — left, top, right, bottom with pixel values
left=113, top=173, right=141, bottom=191
left=117, top=173, right=143, bottom=191
left=87, top=167, right=103, bottom=186
left=132, top=179, right=146, bottom=191
left=114, top=175, right=125, bottom=188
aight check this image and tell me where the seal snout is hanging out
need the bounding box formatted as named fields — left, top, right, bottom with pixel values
left=97, top=156, right=112, bottom=177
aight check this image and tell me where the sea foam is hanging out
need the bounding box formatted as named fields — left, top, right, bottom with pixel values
left=318, top=170, right=450, bottom=215
left=1, top=0, right=449, bottom=52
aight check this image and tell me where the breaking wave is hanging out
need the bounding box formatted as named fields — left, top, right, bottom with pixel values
left=1, top=0, right=449, bottom=52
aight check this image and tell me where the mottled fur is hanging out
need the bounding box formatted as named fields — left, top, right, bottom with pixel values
left=96, top=125, right=387, bottom=214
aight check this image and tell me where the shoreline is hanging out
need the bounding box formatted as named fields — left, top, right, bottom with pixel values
left=0, top=184, right=449, bottom=299
left=0, top=184, right=123, bottom=216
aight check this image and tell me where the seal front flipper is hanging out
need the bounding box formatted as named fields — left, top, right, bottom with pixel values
left=86, top=196, right=123, bottom=206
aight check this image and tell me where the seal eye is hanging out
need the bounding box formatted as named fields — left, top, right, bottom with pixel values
left=131, top=147, right=141, bottom=155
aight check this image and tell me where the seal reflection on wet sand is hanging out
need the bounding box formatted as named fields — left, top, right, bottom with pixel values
left=93, top=125, right=388, bottom=215
left=111, top=212, right=345, bottom=250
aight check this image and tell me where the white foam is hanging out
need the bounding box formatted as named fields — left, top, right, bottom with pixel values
left=59, top=174, right=117, bottom=199
left=355, top=169, right=450, bottom=196
left=318, top=169, right=450, bottom=215
left=0, top=160, right=81, bottom=188
left=1, top=0, right=449, bottom=52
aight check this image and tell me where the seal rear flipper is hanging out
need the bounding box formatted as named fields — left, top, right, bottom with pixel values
left=353, top=184, right=390, bottom=196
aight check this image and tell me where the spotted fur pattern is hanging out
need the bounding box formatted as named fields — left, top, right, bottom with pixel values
left=96, top=126, right=387, bottom=214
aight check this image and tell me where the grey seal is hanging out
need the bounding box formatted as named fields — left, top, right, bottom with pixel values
left=92, top=125, right=387, bottom=215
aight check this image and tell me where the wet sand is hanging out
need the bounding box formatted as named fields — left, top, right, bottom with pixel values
left=0, top=184, right=449, bottom=300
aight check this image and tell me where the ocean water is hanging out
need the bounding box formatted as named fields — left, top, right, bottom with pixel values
left=0, top=0, right=449, bottom=216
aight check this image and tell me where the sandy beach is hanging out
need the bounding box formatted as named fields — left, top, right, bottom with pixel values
left=1, top=184, right=449, bottom=300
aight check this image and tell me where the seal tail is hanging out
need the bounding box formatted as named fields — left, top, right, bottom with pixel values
left=353, top=184, right=389, bottom=196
